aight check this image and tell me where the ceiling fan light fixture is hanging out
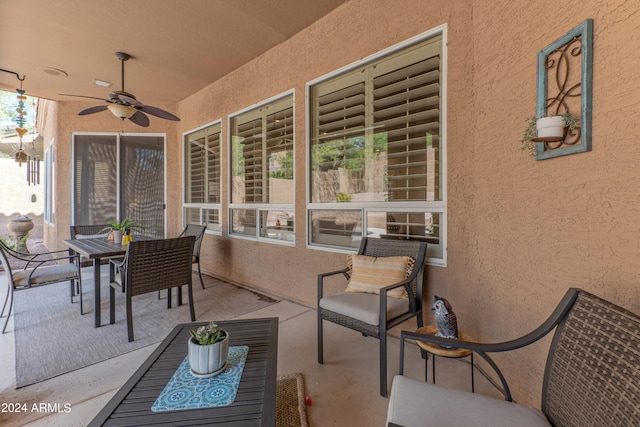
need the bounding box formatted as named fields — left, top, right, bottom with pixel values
left=108, top=104, right=137, bottom=119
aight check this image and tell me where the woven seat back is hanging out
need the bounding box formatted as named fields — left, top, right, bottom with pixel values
left=70, top=224, right=110, bottom=237
left=543, top=291, right=640, bottom=426
left=126, top=236, right=195, bottom=297
left=179, top=224, right=206, bottom=258
left=359, top=238, right=425, bottom=299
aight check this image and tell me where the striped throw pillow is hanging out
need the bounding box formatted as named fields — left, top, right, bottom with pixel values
left=345, top=254, right=412, bottom=299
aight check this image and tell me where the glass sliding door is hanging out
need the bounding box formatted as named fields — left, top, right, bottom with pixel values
left=72, top=133, right=165, bottom=237
left=120, top=135, right=165, bottom=238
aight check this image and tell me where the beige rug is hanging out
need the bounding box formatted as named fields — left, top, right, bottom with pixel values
left=13, top=269, right=278, bottom=387
left=277, top=373, right=310, bottom=427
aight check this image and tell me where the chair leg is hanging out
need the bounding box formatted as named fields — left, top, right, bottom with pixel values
left=188, top=284, right=196, bottom=321
left=317, top=310, right=324, bottom=364
left=109, top=286, right=116, bottom=324
left=126, top=294, right=134, bottom=342
left=78, top=278, right=84, bottom=315
left=380, top=332, right=388, bottom=397
left=197, top=261, right=205, bottom=289
left=2, top=286, right=14, bottom=334
left=1, top=282, right=10, bottom=317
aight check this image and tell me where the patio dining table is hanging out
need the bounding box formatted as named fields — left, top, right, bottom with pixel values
left=63, top=235, right=150, bottom=327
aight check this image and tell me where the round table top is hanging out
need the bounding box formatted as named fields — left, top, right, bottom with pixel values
left=414, top=325, right=473, bottom=358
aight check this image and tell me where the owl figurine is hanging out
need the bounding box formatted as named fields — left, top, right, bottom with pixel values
left=432, top=296, right=458, bottom=347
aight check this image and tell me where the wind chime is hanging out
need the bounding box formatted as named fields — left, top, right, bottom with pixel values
left=1, top=68, right=40, bottom=185
left=14, top=76, right=29, bottom=165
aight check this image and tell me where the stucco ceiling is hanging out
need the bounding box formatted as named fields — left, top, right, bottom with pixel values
left=0, top=0, right=348, bottom=104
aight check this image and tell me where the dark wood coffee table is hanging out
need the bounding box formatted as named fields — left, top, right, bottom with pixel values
left=88, top=318, right=279, bottom=426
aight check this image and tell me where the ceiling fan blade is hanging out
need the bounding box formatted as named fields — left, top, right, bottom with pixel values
left=78, top=105, right=109, bottom=116
left=138, top=105, right=180, bottom=121
left=129, top=110, right=150, bottom=127
left=60, top=94, right=109, bottom=102
left=117, top=94, right=143, bottom=107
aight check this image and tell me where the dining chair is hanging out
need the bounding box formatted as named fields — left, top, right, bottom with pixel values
left=69, top=224, right=111, bottom=267
left=317, top=237, right=428, bottom=396
left=1, top=239, right=83, bottom=333
left=109, top=236, right=196, bottom=342
left=178, top=224, right=207, bottom=289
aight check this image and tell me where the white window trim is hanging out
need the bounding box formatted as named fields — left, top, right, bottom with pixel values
left=304, top=24, right=448, bottom=266
left=227, top=89, right=296, bottom=245
left=182, top=119, right=224, bottom=235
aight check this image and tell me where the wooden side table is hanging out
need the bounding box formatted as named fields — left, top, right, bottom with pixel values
left=414, top=325, right=475, bottom=392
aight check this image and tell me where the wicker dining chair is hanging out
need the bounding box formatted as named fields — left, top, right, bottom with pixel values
left=109, top=236, right=196, bottom=342
left=1, top=239, right=83, bottom=333
left=178, top=224, right=207, bottom=289
left=69, top=224, right=111, bottom=267
left=317, top=237, right=428, bottom=397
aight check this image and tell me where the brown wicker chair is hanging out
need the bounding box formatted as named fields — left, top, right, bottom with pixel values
left=109, top=236, right=196, bottom=342
left=69, top=224, right=111, bottom=268
left=318, top=237, right=428, bottom=397
left=389, top=288, right=640, bottom=426
left=1, top=239, right=83, bottom=333
left=178, top=224, right=207, bottom=289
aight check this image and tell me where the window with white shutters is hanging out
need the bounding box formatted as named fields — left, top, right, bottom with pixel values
left=184, top=122, right=222, bottom=232
left=229, top=92, right=295, bottom=244
left=308, top=31, right=445, bottom=264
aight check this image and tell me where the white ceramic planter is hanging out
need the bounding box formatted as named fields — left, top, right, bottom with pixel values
left=536, top=116, right=565, bottom=138
left=113, top=230, right=123, bottom=245
left=188, top=333, right=229, bottom=377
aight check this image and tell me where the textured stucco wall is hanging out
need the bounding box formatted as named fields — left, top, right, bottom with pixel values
left=44, top=0, right=640, bottom=408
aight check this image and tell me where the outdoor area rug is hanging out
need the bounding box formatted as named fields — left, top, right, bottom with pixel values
left=13, top=269, right=278, bottom=387
left=276, top=373, right=310, bottom=427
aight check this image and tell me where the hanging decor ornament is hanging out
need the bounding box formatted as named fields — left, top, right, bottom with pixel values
left=14, top=79, right=29, bottom=165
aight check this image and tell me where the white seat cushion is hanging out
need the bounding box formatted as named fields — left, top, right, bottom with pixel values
left=13, top=264, right=79, bottom=288
left=387, top=375, right=551, bottom=427
left=319, top=292, right=410, bottom=326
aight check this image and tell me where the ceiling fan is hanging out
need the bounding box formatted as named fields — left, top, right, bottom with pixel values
left=61, top=52, right=180, bottom=127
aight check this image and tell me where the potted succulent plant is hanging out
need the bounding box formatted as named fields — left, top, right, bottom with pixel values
left=520, top=112, right=578, bottom=155
left=188, top=321, right=229, bottom=377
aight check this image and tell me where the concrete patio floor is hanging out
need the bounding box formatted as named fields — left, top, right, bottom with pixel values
left=0, top=275, right=504, bottom=426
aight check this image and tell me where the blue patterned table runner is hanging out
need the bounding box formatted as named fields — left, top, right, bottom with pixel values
left=151, top=345, right=249, bottom=412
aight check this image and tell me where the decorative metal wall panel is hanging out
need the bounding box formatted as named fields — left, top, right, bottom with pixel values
left=536, top=19, right=593, bottom=160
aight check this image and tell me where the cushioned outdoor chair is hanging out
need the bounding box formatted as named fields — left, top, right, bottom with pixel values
left=109, top=236, right=196, bottom=342
left=388, top=288, right=640, bottom=427
left=1, top=239, right=83, bottom=333
left=178, top=224, right=207, bottom=289
left=317, top=237, right=428, bottom=397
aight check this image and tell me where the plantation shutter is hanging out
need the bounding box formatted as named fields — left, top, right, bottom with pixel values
left=186, top=123, right=221, bottom=204
left=372, top=36, right=441, bottom=202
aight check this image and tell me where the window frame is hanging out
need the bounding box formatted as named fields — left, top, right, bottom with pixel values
left=305, top=25, right=448, bottom=266
left=182, top=119, right=223, bottom=235
left=227, top=90, right=296, bottom=246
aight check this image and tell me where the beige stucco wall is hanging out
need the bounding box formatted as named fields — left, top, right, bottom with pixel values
left=44, top=0, right=640, bottom=408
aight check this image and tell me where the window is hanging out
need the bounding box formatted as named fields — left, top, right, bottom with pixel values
left=184, top=122, right=222, bottom=233
left=229, top=92, right=294, bottom=244
left=308, top=30, right=446, bottom=264
left=44, top=144, right=55, bottom=224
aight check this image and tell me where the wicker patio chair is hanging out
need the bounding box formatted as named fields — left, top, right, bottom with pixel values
left=178, top=224, right=207, bottom=289
left=318, top=237, right=428, bottom=397
left=388, top=288, right=640, bottom=426
left=1, top=239, right=83, bottom=333
left=109, top=236, right=196, bottom=342
left=69, top=224, right=111, bottom=268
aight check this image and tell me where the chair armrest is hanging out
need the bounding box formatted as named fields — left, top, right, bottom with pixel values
left=317, top=267, right=350, bottom=301
left=398, top=289, right=580, bottom=402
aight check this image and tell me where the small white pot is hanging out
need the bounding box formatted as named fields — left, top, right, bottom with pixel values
left=112, top=230, right=123, bottom=245
left=536, top=116, right=565, bottom=138
left=188, top=333, right=229, bottom=376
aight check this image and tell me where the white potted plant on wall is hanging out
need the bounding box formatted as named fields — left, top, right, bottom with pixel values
left=521, top=112, right=578, bottom=155
left=188, top=322, right=229, bottom=377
